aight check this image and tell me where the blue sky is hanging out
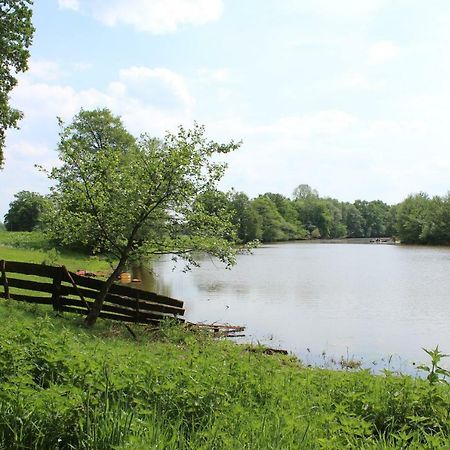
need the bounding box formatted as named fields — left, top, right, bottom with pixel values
left=2, top=0, right=450, bottom=218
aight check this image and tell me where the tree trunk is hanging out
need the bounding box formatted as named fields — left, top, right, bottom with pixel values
left=84, top=255, right=128, bottom=327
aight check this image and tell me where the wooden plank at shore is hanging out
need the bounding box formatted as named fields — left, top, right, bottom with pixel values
left=5, top=261, right=60, bottom=278
left=9, top=293, right=53, bottom=305
left=108, top=285, right=184, bottom=309
left=58, top=282, right=184, bottom=315
left=65, top=271, right=184, bottom=309
left=104, top=292, right=185, bottom=316
left=60, top=297, right=184, bottom=322
left=60, top=305, right=163, bottom=325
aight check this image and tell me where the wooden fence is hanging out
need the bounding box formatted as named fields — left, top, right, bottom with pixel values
left=0, top=260, right=185, bottom=325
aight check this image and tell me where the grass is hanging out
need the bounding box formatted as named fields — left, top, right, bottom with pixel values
left=0, top=303, right=449, bottom=449
left=0, top=231, right=112, bottom=274
left=0, top=231, right=450, bottom=448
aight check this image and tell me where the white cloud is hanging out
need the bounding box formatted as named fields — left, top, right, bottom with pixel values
left=28, top=59, right=64, bottom=82
left=368, top=40, right=400, bottom=65
left=58, top=0, right=79, bottom=11
left=59, top=0, right=224, bottom=34
left=119, top=66, right=194, bottom=110
left=255, top=110, right=357, bottom=138
left=71, top=62, right=92, bottom=72
left=289, top=0, right=386, bottom=18
left=197, top=68, right=231, bottom=83
left=337, top=72, right=385, bottom=91
left=11, top=65, right=193, bottom=135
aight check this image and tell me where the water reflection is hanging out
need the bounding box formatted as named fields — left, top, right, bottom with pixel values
left=129, top=263, right=172, bottom=298
left=131, top=241, right=450, bottom=373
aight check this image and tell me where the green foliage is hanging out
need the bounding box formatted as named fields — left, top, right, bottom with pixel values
left=394, top=192, right=450, bottom=245
left=396, top=193, right=430, bottom=244
left=342, top=203, right=364, bottom=237
left=0, top=0, right=34, bottom=167
left=0, top=222, right=5, bottom=231
left=295, top=196, right=333, bottom=238
left=44, top=109, right=240, bottom=267
left=417, top=194, right=450, bottom=244
left=228, top=191, right=261, bottom=243
left=0, top=304, right=449, bottom=449
left=418, top=346, right=450, bottom=385
left=293, top=183, right=319, bottom=200
left=354, top=200, right=390, bottom=238
left=252, top=195, right=304, bottom=242
left=4, top=190, right=48, bottom=231
left=40, top=247, right=61, bottom=266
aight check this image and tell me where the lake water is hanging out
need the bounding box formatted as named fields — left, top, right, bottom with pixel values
left=131, top=241, right=450, bottom=373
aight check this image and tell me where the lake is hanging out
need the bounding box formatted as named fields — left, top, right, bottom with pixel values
left=131, top=241, right=450, bottom=373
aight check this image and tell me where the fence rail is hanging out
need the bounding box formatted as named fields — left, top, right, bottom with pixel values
left=0, top=260, right=185, bottom=324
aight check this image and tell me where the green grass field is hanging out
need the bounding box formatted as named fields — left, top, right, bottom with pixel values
left=0, top=232, right=449, bottom=449
left=0, top=231, right=112, bottom=274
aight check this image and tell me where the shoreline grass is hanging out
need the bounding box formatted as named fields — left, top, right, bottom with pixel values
left=0, top=302, right=449, bottom=449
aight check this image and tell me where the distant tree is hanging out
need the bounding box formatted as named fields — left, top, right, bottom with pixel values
left=0, top=0, right=35, bottom=167
left=421, top=194, right=450, bottom=244
left=263, top=193, right=295, bottom=222
left=44, top=108, right=241, bottom=326
left=295, top=197, right=332, bottom=238
left=229, top=191, right=261, bottom=242
left=396, top=193, right=430, bottom=243
left=4, top=190, right=47, bottom=231
left=0, top=222, right=5, bottom=231
left=385, top=204, right=399, bottom=238
left=341, top=203, right=364, bottom=237
left=252, top=196, right=303, bottom=242
left=354, top=200, right=390, bottom=237
left=323, top=198, right=347, bottom=238
left=292, top=184, right=319, bottom=200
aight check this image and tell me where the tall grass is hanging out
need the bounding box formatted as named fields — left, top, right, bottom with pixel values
left=0, top=303, right=449, bottom=449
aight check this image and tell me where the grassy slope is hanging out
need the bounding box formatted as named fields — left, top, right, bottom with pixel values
left=0, top=231, right=112, bottom=273
left=0, top=232, right=449, bottom=449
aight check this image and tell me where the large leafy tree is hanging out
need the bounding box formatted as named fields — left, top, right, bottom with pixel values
left=0, top=0, right=34, bottom=167
left=4, top=190, right=47, bottom=231
left=45, top=108, right=241, bottom=326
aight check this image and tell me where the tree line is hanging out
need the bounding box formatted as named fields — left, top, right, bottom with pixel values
left=215, top=187, right=450, bottom=245
left=4, top=183, right=450, bottom=246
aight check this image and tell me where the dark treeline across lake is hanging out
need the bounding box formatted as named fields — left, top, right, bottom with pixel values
left=217, top=186, right=450, bottom=245
left=131, top=240, right=450, bottom=373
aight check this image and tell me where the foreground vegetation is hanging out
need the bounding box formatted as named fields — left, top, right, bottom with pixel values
left=0, top=302, right=449, bottom=449
left=0, top=231, right=449, bottom=448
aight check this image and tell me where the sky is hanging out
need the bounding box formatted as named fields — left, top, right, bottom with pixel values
left=2, top=0, right=450, bottom=218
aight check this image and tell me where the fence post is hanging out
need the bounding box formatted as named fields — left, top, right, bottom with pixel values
left=135, top=292, right=140, bottom=323
left=51, top=266, right=63, bottom=314
left=1, top=260, right=10, bottom=300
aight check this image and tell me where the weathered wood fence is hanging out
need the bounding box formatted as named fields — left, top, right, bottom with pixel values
left=0, top=260, right=184, bottom=324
